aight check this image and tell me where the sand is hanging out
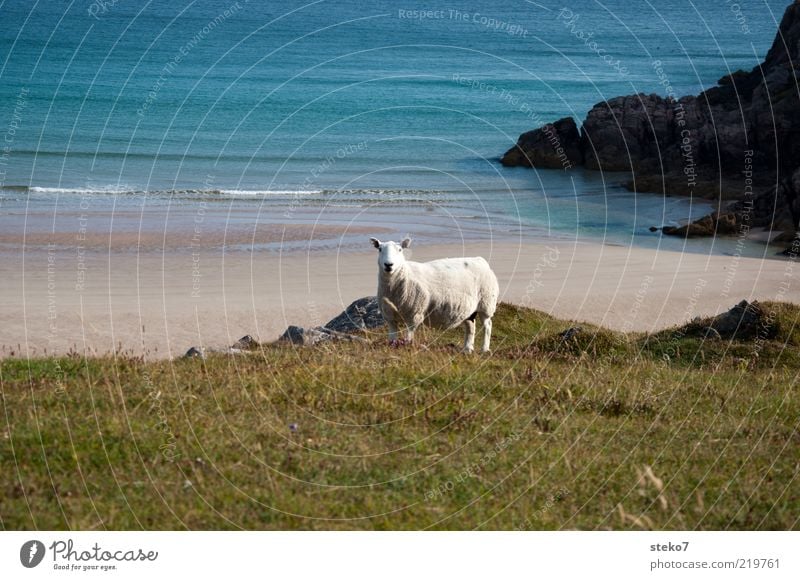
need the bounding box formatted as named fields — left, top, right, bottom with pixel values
left=2, top=227, right=798, bottom=359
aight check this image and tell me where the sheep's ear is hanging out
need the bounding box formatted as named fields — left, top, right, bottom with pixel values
left=401, top=237, right=412, bottom=249
left=370, top=237, right=381, bottom=249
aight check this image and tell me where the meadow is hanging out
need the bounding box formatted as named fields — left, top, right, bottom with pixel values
left=1, top=302, right=798, bottom=530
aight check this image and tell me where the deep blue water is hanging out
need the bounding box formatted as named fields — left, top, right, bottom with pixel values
left=0, top=0, right=790, bottom=252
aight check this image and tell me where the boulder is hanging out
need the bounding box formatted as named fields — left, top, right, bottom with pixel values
left=662, top=215, right=716, bottom=237
left=278, top=297, right=384, bottom=347
left=324, top=296, right=385, bottom=333
left=279, top=324, right=368, bottom=346
left=558, top=326, right=583, bottom=341
left=232, top=335, right=259, bottom=350
left=279, top=325, right=331, bottom=346
left=681, top=300, right=778, bottom=341
left=714, top=212, right=739, bottom=235
left=709, top=300, right=777, bottom=340
left=501, top=117, right=582, bottom=169
left=184, top=346, right=205, bottom=359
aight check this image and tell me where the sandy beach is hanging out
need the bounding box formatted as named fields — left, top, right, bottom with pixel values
left=2, top=223, right=797, bottom=359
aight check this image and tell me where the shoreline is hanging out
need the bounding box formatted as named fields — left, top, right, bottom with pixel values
left=2, top=236, right=797, bottom=359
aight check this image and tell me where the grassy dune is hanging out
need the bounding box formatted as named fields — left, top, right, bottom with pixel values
left=1, top=303, right=798, bottom=530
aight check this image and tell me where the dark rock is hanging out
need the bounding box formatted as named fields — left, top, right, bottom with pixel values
left=662, top=211, right=744, bottom=238
left=279, top=325, right=331, bottom=346
left=714, top=212, right=739, bottom=235
left=324, top=296, right=385, bottom=333
left=279, top=324, right=369, bottom=346
left=232, top=335, right=259, bottom=350
left=709, top=300, right=777, bottom=340
left=778, top=233, right=800, bottom=256
left=184, top=346, right=205, bottom=359
left=558, top=326, right=583, bottom=341
left=662, top=215, right=715, bottom=238
left=279, top=296, right=384, bottom=347
left=501, top=117, right=582, bottom=169
left=649, top=226, right=659, bottom=232
left=503, top=1, right=800, bottom=241
left=681, top=300, right=778, bottom=341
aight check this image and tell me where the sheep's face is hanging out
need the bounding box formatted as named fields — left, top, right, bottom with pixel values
left=370, top=237, right=411, bottom=275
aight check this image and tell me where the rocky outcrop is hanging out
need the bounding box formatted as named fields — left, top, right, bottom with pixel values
left=502, top=1, right=800, bottom=242
left=679, top=300, right=778, bottom=341
left=278, top=297, right=384, bottom=346
left=323, top=296, right=384, bottom=333
left=278, top=325, right=368, bottom=346
left=232, top=335, right=260, bottom=350
left=661, top=212, right=739, bottom=238
left=501, top=117, right=582, bottom=169
left=664, top=172, right=800, bottom=239
left=183, top=334, right=263, bottom=359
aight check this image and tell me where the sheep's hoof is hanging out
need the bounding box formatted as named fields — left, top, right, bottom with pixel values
left=461, top=348, right=475, bottom=355
left=480, top=349, right=491, bottom=355
left=389, top=339, right=408, bottom=348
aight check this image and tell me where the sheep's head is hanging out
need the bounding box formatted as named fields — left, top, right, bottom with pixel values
left=370, top=237, right=411, bottom=275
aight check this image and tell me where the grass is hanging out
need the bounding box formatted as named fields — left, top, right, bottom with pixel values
left=1, top=302, right=798, bottom=530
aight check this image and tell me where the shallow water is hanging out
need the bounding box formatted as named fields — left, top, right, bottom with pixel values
left=0, top=0, right=788, bottom=257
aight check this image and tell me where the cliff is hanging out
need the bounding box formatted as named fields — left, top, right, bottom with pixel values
left=501, top=0, right=800, bottom=244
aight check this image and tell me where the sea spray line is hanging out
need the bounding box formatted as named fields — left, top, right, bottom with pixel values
left=284, top=140, right=369, bottom=218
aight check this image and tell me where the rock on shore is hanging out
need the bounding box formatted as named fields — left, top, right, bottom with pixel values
left=501, top=1, right=800, bottom=243
left=278, top=296, right=384, bottom=346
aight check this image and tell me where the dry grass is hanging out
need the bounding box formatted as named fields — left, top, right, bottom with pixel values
left=1, top=302, right=798, bottom=530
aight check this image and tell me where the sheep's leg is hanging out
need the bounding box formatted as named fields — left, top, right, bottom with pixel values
left=479, top=313, right=492, bottom=353
left=405, top=313, right=424, bottom=344
left=387, top=318, right=399, bottom=342
left=462, top=319, right=476, bottom=353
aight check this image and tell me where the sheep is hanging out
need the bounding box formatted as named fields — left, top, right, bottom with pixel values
left=369, top=237, right=499, bottom=353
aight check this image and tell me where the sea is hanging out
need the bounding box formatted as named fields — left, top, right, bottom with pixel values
left=0, top=0, right=790, bottom=256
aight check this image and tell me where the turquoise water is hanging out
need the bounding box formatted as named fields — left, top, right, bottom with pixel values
left=0, top=0, right=788, bottom=253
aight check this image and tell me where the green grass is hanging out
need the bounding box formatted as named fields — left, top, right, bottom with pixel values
left=1, top=302, right=798, bottom=530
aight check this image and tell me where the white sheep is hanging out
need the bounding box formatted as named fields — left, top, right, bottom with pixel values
left=369, top=237, right=499, bottom=353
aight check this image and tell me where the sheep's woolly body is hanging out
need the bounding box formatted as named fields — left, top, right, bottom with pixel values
left=378, top=257, right=498, bottom=329
left=371, top=239, right=499, bottom=353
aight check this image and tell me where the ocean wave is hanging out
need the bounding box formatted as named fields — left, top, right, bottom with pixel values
left=26, top=185, right=137, bottom=195
left=216, top=189, right=320, bottom=196
left=4, top=185, right=459, bottom=199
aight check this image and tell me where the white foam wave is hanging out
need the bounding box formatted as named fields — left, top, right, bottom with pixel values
left=28, top=185, right=136, bottom=194
left=217, top=189, right=321, bottom=196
